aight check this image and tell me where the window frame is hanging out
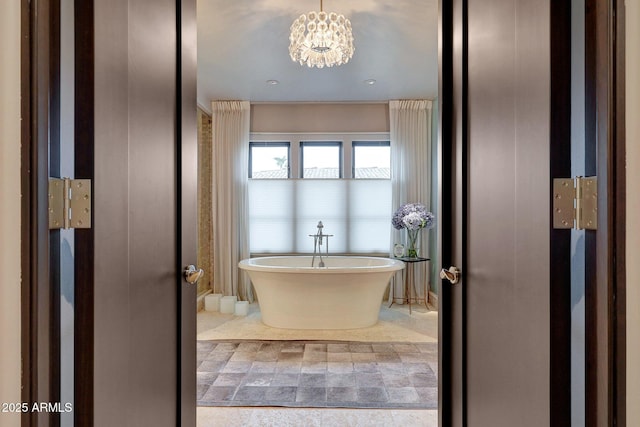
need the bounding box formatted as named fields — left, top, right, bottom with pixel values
left=351, top=140, right=391, bottom=179
left=249, top=132, right=391, bottom=179
left=299, top=141, right=343, bottom=179
left=248, top=133, right=393, bottom=255
left=248, top=141, right=291, bottom=178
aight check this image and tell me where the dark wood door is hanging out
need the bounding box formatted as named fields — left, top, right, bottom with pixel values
left=76, top=0, right=198, bottom=425
left=439, top=1, right=569, bottom=425
left=439, top=0, right=624, bottom=425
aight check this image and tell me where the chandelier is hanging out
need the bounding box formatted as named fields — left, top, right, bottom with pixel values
left=288, top=0, right=355, bottom=68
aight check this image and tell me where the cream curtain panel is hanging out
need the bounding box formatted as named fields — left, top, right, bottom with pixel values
left=210, top=100, right=253, bottom=302
left=389, top=99, right=433, bottom=303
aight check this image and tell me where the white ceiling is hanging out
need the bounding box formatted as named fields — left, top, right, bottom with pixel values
left=197, top=0, right=439, bottom=109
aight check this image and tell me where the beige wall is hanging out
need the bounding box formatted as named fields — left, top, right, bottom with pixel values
left=250, top=103, right=389, bottom=133
left=0, top=0, right=22, bottom=425
left=627, top=1, right=640, bottom=424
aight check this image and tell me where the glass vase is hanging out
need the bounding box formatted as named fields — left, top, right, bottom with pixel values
left=406, top=228, right=421, bottom=258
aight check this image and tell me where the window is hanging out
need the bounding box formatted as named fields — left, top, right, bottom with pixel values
left=248, top=179, right=392, bottom=254
left=300, top=141, right=342, bottom=178
left=352, top=141, right=391, bottom=179
left=249, top=134, right=390, bottom=180
left=248, top=133, right=391, bottom=254
left=249, top=142, right=289, bottom=178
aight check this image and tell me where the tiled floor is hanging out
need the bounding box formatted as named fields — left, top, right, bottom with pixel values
left=196, top=302, right=438, bottom=426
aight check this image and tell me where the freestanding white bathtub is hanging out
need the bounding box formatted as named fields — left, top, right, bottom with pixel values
left=238, top=256, right=405, bottom=329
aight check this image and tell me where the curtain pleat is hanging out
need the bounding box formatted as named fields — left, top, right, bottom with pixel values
left=210, top=100, right=253, bottom=302
left=389, top=99, right=433, bottom=303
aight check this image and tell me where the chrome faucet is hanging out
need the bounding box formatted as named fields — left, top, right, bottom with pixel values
left=316, top=221, right=324, bottom=245
left=309, top=221, right=333, bottom=267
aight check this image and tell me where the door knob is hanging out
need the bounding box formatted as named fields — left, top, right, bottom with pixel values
left=440, top=266, right=461, bottom=284
left=184, top=265, right=204, bottom=284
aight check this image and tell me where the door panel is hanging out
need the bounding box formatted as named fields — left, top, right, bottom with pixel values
left=466, top=1, right=551, bottom=425
left=128, top=0, right=178, bottom=423
left=91, top=0, right=196, bottom=425
left=441, top=0, right=557, bottom=425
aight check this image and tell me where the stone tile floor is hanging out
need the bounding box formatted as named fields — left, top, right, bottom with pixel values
left=196, top=303, right=438, bottom=425
left=197, top=340, right=437, bottom=409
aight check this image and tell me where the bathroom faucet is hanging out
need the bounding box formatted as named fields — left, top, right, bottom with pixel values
left=316, top=221, right=324, bottom=245
left=309, top=221, right=333, bottom=267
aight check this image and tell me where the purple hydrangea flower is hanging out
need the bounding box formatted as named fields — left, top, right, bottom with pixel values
left=391, top=203, right=435, bottom=230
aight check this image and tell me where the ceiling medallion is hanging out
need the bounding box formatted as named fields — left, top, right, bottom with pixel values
left=288, top=0, right=355, bottom=68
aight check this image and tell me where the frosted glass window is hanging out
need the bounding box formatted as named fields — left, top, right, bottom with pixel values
left=248, top=180, right=295, bottom=252
left=295, top=180, right=348, bottom=252
left=348, top=180, right=392, bottom=252
left=248, top=179, right=391, bottom=254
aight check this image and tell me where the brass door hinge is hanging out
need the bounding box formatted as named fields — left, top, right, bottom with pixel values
left=48, top=178, right=92, bottom=229
left=553, top=176, right=597, bottom=230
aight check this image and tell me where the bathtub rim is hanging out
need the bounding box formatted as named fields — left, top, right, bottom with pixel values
left=238, top=255, right=405, bottom=274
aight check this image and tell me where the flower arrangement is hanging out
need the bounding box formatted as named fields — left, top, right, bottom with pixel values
left=392, top=203, right=435, bottom=258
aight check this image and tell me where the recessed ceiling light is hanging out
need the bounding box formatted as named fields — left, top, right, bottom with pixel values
left=266, top=79, right=279, bottom=85
left=364, top=79, right=376, bottom=85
